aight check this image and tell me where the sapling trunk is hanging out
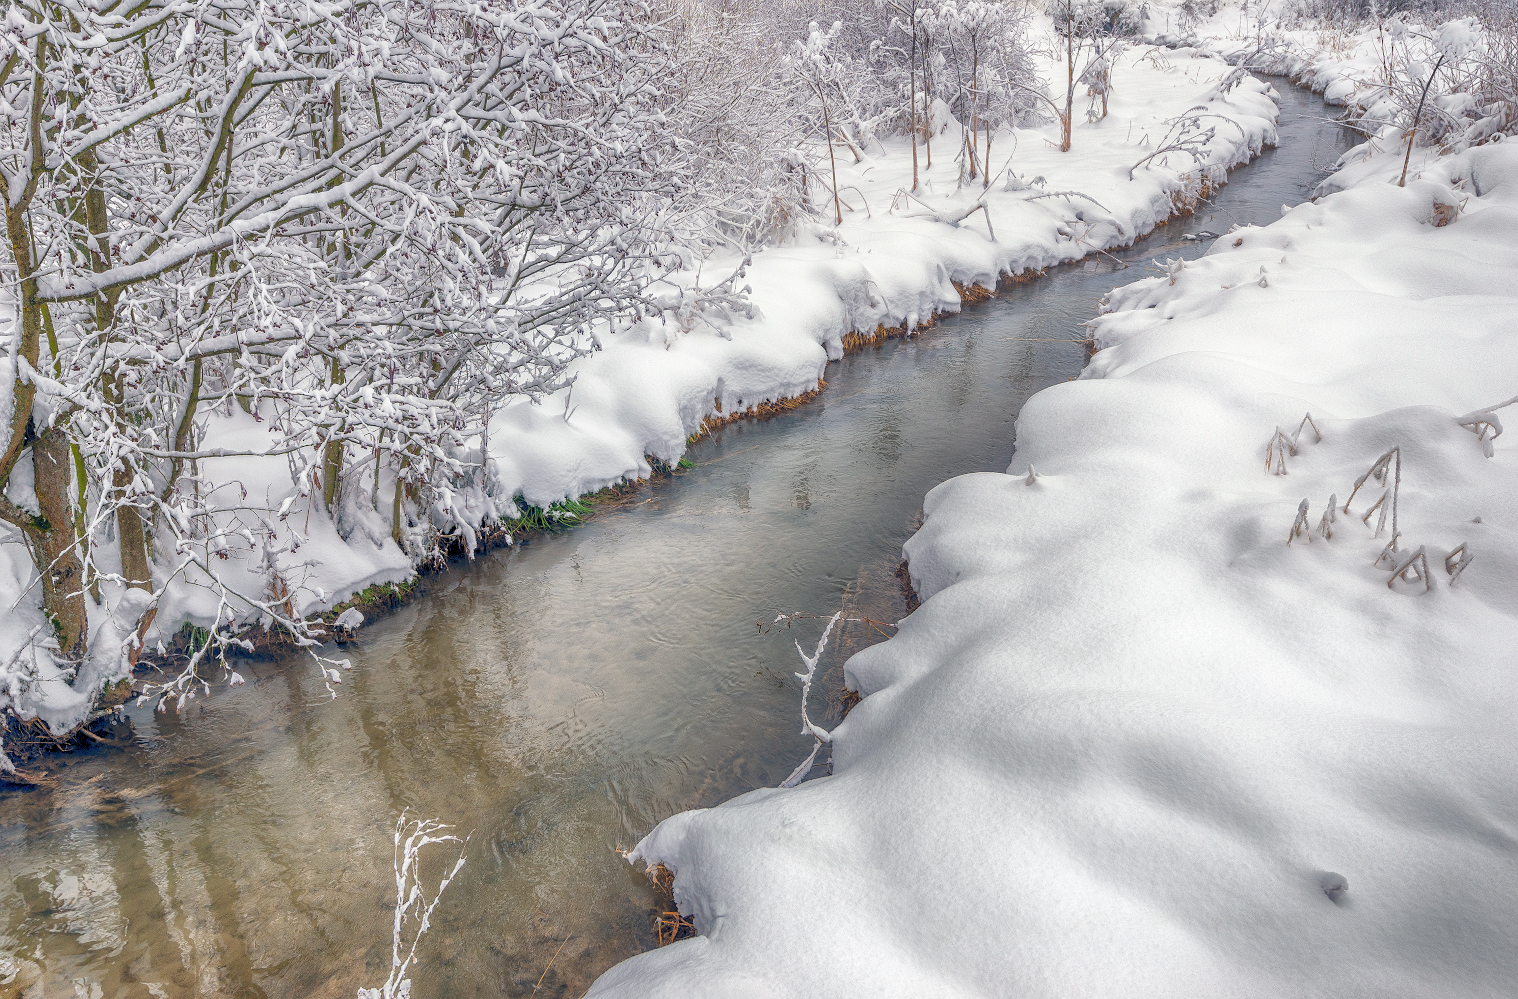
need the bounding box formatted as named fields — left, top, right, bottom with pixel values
left=969, top=40, right=980, bottom=180
left=983, top=127, right=993, bottom=190
left=1399, top=53, right=1446, bottom=187
left=823, top=98, right=842, bottom=225
left=923, top=31, right=934, bottom=169
left=910, top=12, right=920, bottom=190
left=1064, top=8, right=1075, bottom=151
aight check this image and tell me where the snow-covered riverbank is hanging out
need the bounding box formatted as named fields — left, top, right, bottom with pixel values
left=598, top=62, right=1518, bottom=999
left=486, top=42, right=1279, bottom=509
left=3, top=36, right=1282, bottom=733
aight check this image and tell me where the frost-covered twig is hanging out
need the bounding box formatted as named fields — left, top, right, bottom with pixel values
left=1129, top=111, right=1233, bottom=180
left=1387, top=546, right=1431, bottom=593
left=780, top=612, right=841, bottom=789
left=1456, top=395, right=1516, bottom=457
left=1288, top=498, right=1312, bottom=545
left=1445, top=543, right=1475, bottom=585
left=1343, top=447, right=1401, bottom=543
left=1266, top=413, right=1321, bottom=474
left=1266, top=430, right=1296, bottom=475
left=358, top=814, right=470, bottom=999
left=1316, top=494, right=1338, bottom=540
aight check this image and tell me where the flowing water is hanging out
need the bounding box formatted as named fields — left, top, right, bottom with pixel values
left=1, top=84, right=1353, bottom=999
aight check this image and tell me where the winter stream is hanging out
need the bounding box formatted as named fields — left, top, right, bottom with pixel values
left=1, top=84, right=1354, bottom=999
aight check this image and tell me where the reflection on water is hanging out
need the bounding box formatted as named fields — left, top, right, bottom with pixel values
left=0, top=84, right=1352, bottom=998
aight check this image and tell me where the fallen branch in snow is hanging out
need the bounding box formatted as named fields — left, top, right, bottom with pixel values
left=1023, top=190, right=1111, bottom=211
left=780, top=612, right=841, bottom=789
left=358, top=813, right=470, bottom=999
left=651, top=257, right=759, bottom=343
left=763, top=611, right=898, bottom=638
left=1021, top=191, right=1127, bottom=237
left=901, top=199, right=996, bottom=241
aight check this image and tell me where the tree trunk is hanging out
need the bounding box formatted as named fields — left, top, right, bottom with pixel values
left=323, top=436, right=345, bottom=512
left=115, top=460, right=153, bottom=592
left=323, top=356, right=346, bottom=512
left=392, top=457, right=409, bottom=547
left=28, top=426, right=90, bottom=660
left=103, top=372, right=153, bottom=592
left=1063, top=10, right=1075, bottom=152
left=0, top=142, right=88, bottom=659
left=910, top=17, right=919, bottom=191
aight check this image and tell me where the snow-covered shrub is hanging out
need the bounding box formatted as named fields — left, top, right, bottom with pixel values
left=654, top=0, right=813, bottom=247
left=1281, top=4, right=1517, bottom=151
left=1176, top=0, right=1220, bottom=35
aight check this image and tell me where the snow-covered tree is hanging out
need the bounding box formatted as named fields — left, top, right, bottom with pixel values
left=0, top=0, right=686, bottom=710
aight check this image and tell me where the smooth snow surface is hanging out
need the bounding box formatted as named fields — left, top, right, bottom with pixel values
left=598, top=104, right=1518, bottom=999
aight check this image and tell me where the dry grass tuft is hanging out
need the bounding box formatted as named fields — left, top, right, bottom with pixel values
left=953, top=280, right=996, bottom=304
left=654, top=910, right=697, bottom=946
left=643, top=863, right=698, bottom=946
left=686, top=380, right=830, bottom=446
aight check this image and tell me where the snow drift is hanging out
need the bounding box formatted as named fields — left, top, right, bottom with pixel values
left=596, top=91, right=1518, bottom=999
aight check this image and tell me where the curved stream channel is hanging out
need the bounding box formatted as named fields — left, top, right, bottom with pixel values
left=2, top=84, right=1352, bottom=998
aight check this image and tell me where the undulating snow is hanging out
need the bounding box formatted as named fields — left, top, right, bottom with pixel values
left=596, top=37, right=1518, bottom=999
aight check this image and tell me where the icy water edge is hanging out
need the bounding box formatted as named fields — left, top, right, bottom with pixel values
left=0, top=84, right=1354, bottom=999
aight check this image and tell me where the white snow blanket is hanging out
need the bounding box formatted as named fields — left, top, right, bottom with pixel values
left=598, top=106, right=1518, bottom=999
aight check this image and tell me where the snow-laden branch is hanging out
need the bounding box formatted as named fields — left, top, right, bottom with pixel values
left=780, top=611, right=841, bottom=789
left=358, top=813, right=470, bottom=999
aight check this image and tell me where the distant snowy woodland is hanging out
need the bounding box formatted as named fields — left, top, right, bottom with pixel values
left=5, top=0, right=1518, bottom=987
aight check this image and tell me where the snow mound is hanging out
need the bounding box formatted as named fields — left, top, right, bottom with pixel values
left=592, top=112, right=1518, bottom=999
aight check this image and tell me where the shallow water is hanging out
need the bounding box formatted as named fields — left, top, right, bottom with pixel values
left=0, top=84, right=1353, bottom=999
